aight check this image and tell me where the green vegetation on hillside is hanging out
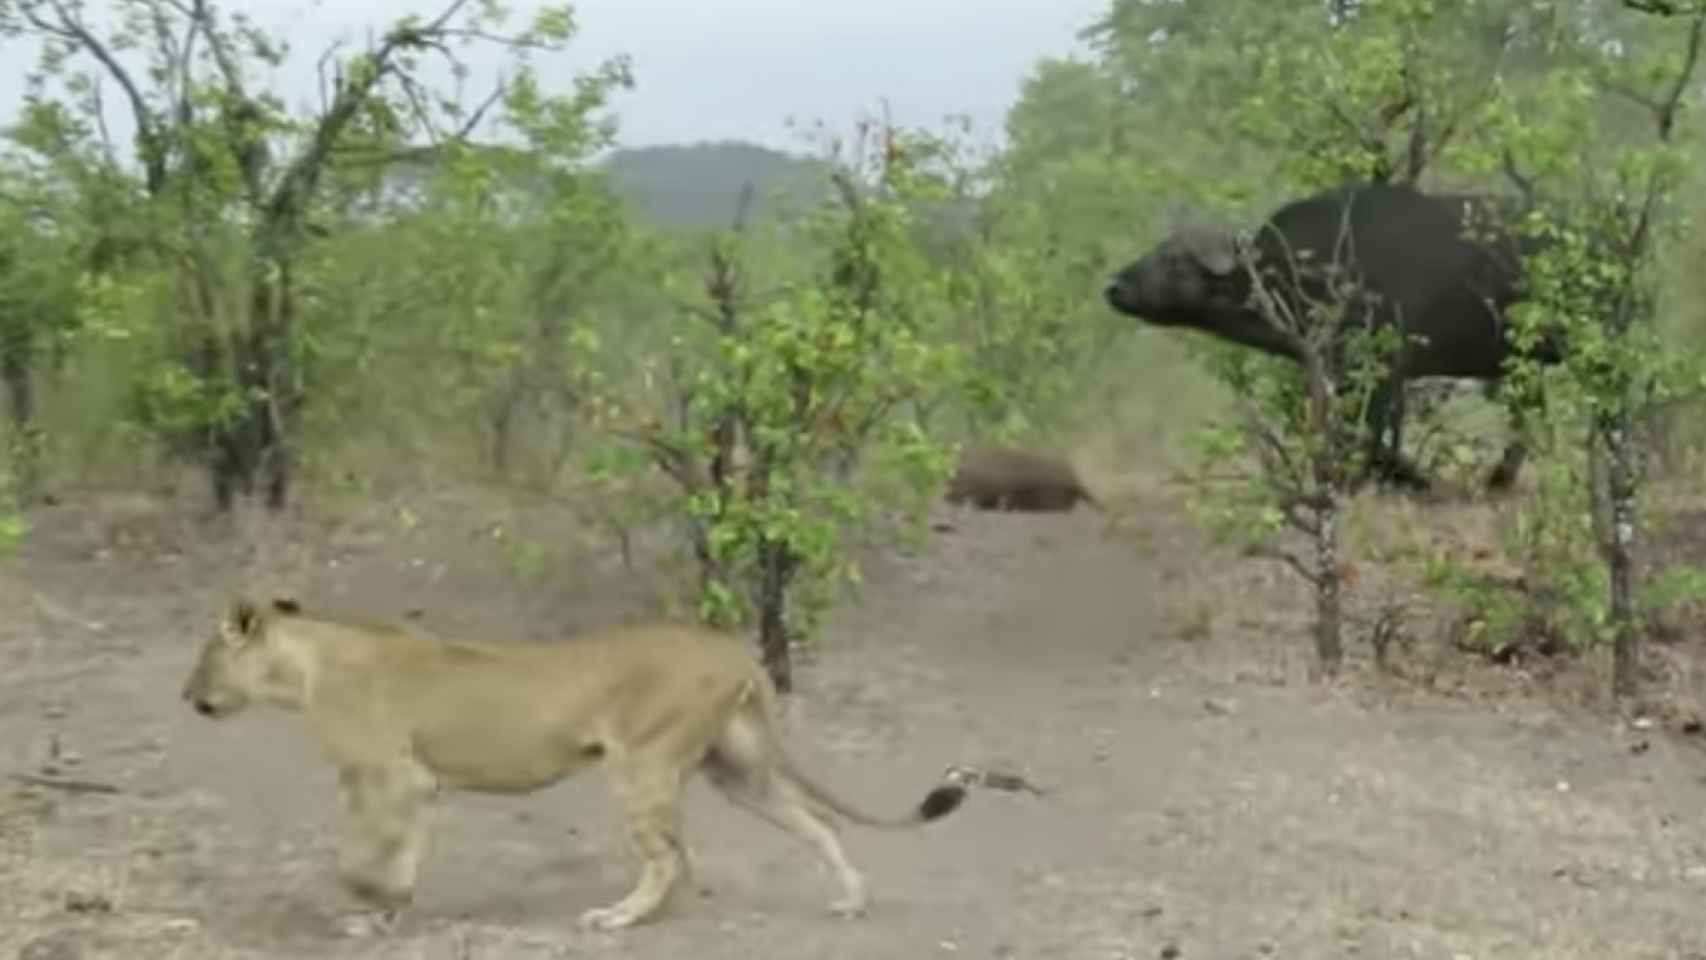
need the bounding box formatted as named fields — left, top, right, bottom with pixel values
left=602, top=141, right=831, bottom=229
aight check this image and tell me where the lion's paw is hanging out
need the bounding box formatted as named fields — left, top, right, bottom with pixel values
left=828, top=895, right=868, bottom=919
left=577, top=905, right=640, bottom=931
left=337, top=909, right=400, bottom=939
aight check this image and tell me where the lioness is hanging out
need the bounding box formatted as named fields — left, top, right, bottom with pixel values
left=180, top=597, right=966, bottom=932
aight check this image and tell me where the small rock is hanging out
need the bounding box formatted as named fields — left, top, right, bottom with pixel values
left=1159, top=943, right=1181, bottom=959
left=1631, top=716, right=1656, bottom=730
left=1554, top=781, right=1571, bottom=793
left=1682, top=864, right=1706, bottom=882
left=1203, top=698, right=1238, bottom=717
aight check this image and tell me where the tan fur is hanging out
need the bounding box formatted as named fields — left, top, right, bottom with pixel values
left=180, top=597, right=965, bottom=932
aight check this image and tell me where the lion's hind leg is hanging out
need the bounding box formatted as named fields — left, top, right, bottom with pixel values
left=701, top=714, right=869, bottom=918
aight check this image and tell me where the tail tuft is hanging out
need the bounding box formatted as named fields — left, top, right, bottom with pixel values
left=918, top=783, right=966, bottom=821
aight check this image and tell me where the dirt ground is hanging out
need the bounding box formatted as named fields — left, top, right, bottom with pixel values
left=5, top=477, right=1706, bottom=960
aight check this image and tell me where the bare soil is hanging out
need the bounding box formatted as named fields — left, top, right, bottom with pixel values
left=5, top=480, right=1706, bottom=960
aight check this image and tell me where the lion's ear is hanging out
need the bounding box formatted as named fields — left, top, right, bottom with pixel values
left=271, top=597, right=301, bottom=616
left=229, top=597, right=260, bottom=636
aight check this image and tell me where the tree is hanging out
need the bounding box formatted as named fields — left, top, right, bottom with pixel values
left=1102, top=0, right=1527, bottom=675
left=0, top=0, right=624, bottom=510
left=587, top=118, right=961, bottom=692
left=348, top=69, right=633, bottom=484
left=0, top=158, right=84, bottom=499
left=1186, top=213, right=1408, bottom=676
left=1483, top=0, right=1706, bottom=696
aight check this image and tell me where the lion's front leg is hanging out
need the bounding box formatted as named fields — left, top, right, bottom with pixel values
left=577, top=759, right=687, bottom=931
left=334, top=762, right=438, bottom=935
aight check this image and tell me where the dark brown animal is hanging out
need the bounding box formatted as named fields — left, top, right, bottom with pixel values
left=945, top=446, right=1100, bottom=512
left=1103, top=181, right=1559, bottom=492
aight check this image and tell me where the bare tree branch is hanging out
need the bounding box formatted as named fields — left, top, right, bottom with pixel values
left=610, top=427, right=706, bottom=493
left=436, top=28, right=560, bottom=50
left=1625, top=0, right=1706, bottom=16
left=316, top=38, right=347, bottom=117
left=1241, top=543, right=1320, bottom=585
left=1501, top=148, right=1536, bottom=208
left=397, top=76, right=444, bottom=143
left=1280, top=499, right=1324, bottom=537
left=1625, top=8, right=1705, bottom=262
left=454, top=81, right=506, bottom=139
left=1655, top=7, right=1706, bottom=140
left=263, top=0, right=476, bottom=234
left=89, top=77, right=116, bottom=166
left=20, top=0, right=167, bottom=192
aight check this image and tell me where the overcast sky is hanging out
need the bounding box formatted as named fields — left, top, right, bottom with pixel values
left=0, top=0, right=1108, bottom=154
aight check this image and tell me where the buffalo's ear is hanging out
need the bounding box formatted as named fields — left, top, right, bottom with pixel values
left=1178, top=225, right=1238, bottom=276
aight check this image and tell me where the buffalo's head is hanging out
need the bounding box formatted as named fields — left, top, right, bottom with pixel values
left=1104, top=226, right=1246, bottom=325
left=1104, top=226, right=1301, bottom=359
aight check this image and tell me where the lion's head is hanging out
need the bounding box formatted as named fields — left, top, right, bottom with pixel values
left=181, top=596, right=301, bottom=719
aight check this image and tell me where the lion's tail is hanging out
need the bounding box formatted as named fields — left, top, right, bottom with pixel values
left=745, top=671, right=966, bottom=830
left=1076, top=483, right=1104, bottom=512
left=779, top=754, right=966, bottom=829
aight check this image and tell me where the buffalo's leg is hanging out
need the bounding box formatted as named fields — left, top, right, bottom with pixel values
left=1365, top=378, right=1431, bottom=492
left=1487, top=376, right=1543, bottom=492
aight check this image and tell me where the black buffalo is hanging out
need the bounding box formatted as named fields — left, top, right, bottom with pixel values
left=1103, top=181, right=1560, bottom=491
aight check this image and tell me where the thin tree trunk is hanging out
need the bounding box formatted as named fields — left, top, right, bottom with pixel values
left=1313, top=495, right=1344, bottom=676
left=1307, top=354, right=1346, bottom=678
left=251, top=256, right=299, bottom=512
left=1, top=348, right=42, bottom=499
left=2, top=349, right=35, bottom=429
left=1601, top=410, right=1639, bottom=697
left=755, top=536, right=796, bottom=694
left=490, top=393, right=518, bottom=477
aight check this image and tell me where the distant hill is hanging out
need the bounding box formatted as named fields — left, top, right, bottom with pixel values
left=601, top=141, right=832, bottom=229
